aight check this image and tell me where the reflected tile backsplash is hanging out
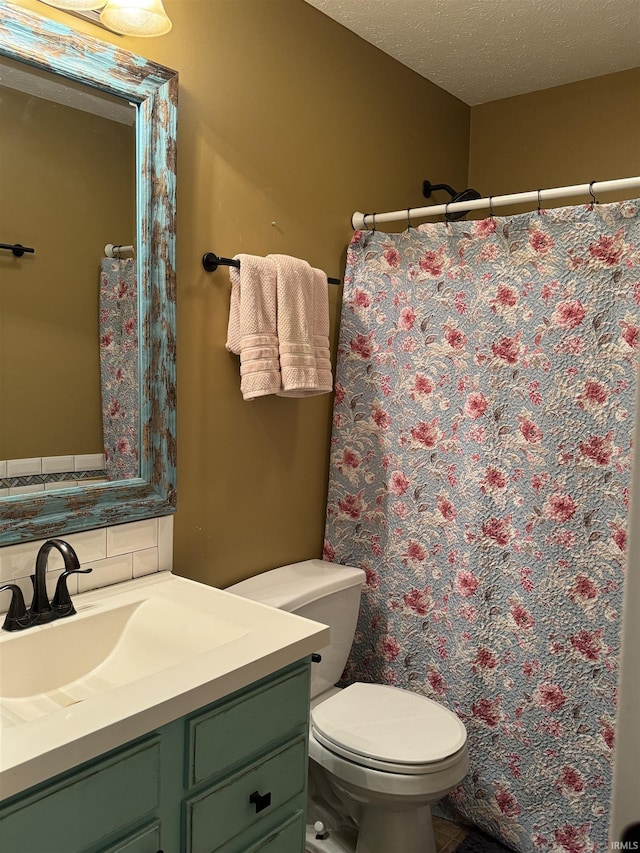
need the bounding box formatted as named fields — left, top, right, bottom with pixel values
left=0, top=455, right=108, bottom=496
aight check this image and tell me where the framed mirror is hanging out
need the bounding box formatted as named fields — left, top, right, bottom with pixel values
left=0, top=1, right=177, bottom=545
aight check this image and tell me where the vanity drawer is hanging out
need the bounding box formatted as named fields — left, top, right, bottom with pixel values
left=98, top=820, right=161, bottom=853
left=216, top=810, right=305, bottom=853
left=184, top=736, right=307, bottom=853
left=0, top=737, right=160, bottom=853
left=187, top=663, right=309, bottom=787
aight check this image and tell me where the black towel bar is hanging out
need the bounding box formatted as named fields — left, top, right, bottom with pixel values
left=202, top=252, right=341, bottom=285
left=1, top=242, right=35, bottom=257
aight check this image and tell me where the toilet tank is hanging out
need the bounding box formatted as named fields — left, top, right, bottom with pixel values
left=227, top=559, right=365, bottom=700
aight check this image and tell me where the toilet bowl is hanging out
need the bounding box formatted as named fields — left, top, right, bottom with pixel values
left=227, top=560, right=469, bottom=853
left=307, top=682, right=469, bottom=853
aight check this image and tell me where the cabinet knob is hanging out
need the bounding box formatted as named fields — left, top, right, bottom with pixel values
left=249, top=790, right=272, bottom=813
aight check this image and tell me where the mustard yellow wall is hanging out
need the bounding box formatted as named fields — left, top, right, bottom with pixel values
left=468, top=69, right=640, bottom=213
left=16, top=2, right=636, bottom=590
left=0, top=84, right=135, bottom=459
left=13, top=0, right=469, bottom=585
left=167, top=1, right=469, bottom=587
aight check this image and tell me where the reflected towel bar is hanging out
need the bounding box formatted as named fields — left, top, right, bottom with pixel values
left=1, top=242, right=34, bottom=257
left=202, top=252, right=341, bottom=285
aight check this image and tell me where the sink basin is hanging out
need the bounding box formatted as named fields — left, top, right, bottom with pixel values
left=0, top=595, right=248, bottom=718
left=0, top=571, right=329, bottom=801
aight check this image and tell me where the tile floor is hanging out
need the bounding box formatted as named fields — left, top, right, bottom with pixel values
left=433, top=817, right=471, bottom=853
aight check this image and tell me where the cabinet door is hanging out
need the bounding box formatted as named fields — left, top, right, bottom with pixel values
left=0, top=738, right=161, bottom=853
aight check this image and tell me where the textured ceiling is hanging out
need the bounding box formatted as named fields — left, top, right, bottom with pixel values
left=303, top=0, right=640, bottom=105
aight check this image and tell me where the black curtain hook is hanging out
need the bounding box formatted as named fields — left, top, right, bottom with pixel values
left=372, top=212, right=377, bottom=232
left=588, top=181, right=598, bottom=209
left=445, top=201, right=450, bottom=221
left=488, top=196, right=495, bottom=219
left=537, top=189, right=542, bottom=215
left=407, top=208, right=412, bottom=229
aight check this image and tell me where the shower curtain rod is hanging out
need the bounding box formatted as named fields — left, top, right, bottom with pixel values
left=104, top=243, right=134, bottom=258
left=351, top=176, right=640, bottom=230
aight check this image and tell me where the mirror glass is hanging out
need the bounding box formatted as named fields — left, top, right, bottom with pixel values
left=0, top=57, right=137, bottom=483
left=0, top=1, right=177, bottom=545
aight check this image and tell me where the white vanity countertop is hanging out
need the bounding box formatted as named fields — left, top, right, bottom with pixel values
left=0, top=571, right=329, bottom=801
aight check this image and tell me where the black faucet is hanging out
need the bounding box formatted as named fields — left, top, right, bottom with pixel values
left=0, top=538, right=92, bottom=631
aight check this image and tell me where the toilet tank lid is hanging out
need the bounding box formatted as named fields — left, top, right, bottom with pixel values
left=226, top=559, right=366, bottom=612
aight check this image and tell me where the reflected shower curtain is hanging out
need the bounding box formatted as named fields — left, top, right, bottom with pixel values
left=100, top=257, right=139, bottom=480
left=324, top=201, right=640, bottom=852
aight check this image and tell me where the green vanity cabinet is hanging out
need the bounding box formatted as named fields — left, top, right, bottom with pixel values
left=0, top=661, right=311, bottom=853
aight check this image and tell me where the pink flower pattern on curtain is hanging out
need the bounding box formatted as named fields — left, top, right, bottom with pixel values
left=100, top=257, right=139, bottom=480
left=324, top=200, right=640, bottom=852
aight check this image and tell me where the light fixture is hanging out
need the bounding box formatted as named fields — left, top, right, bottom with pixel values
left=38, top=0, right=172, bottom=37
left=100, top=0, right=172, bottom=37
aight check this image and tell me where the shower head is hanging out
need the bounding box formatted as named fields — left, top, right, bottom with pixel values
left=422, top=180, right=482, bottom=221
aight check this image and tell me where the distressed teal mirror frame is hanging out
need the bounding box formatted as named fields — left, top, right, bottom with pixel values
left=0, top=1, right=177, bottom=545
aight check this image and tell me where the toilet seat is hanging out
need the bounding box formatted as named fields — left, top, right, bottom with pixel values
left=311, top=683, right=467, bottom=775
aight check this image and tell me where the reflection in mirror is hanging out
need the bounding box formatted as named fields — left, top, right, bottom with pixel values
left=0, top=1, right=177, bottom=545
left=0, top=58, right=137, bottom=485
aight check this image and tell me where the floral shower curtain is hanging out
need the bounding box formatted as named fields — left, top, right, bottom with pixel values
left=324, top=200, right=640, bottom=852
left=100, top=256, right=139, bottom=480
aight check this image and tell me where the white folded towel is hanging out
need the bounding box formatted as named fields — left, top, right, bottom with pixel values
left=268, top=254, right=333, bottom=397
left=225, top=254, right=281, bottom=400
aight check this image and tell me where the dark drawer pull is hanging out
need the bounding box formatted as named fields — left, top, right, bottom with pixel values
left=249, top=790, right=272, bottom=813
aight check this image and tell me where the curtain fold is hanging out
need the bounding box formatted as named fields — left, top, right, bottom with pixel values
left=324, top=200, right=640, bottom=852
left=99, top=256, right=139, bottom=480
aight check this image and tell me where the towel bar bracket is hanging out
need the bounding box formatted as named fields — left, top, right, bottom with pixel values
left=202, top=251, right=341, bottom=285
left=202, top=252, right=239, bottom=273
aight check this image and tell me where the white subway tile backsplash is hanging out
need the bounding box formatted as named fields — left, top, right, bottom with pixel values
left=133, top=547, right=159, bottom=578
left=79, top=553, right=133, bottom=593
left=0, top=540, right=47, bottom=584
left=46, top=529, right=107, bottom=571
left=158, top=516, right=174, bottom=572
left=42, top=455, right=75, bottom=475
left=6, top=458, right=41, bottom=477
left=0, top=514, right=173, bottom=614
left=107, top=518, right=158, bottom=557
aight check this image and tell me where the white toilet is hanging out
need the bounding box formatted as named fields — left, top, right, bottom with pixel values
left=227, top=559, right=469, bottom=853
